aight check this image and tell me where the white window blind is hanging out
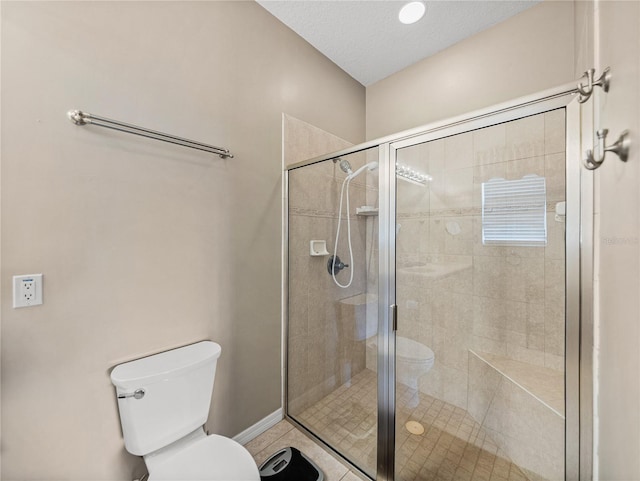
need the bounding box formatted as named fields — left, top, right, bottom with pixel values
left=481, top=174, right=547, bottom=246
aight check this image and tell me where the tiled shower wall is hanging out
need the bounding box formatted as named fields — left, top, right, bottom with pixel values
left=394, top=109, right=566, bottom=409
left=285, top=115, right=373, bottom=414
left=286, top=112, right=566, bottom=480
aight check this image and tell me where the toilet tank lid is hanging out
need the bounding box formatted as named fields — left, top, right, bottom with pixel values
left=111, top=341, right=221, bottom=388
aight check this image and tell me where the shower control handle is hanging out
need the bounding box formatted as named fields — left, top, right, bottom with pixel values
left=327, top=255, right=349, bottom=276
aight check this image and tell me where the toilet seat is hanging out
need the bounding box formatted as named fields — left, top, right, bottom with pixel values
left=149, top=434, right=260, bottom=481
left=396, top=337, right=435, bottom=365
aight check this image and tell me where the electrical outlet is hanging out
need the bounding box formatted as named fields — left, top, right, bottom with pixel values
left=13, top=274, right=43, bottom=308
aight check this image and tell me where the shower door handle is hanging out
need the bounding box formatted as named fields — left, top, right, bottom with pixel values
left=391, top=304, right=398, bottom=331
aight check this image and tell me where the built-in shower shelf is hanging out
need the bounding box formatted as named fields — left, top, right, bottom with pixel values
left=356, top=206, right=378, bottom=216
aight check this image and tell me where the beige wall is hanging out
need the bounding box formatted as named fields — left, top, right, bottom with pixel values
left=0, top=2, right=364, bottom=480
left=365, top=1, right=575, bottom=140
left=284, top=115, right=355, bottom=169
left=593, top=1, right=640, bottom=479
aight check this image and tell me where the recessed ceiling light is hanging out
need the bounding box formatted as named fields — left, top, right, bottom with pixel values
left=398, top=1, right=426, bottom=25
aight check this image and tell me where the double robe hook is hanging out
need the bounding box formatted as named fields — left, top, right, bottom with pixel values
left=584, top=129, right=630, bottom=170
left=577, top=68, right=611, bottom=103
left=577, top=67, right=632, bottom=170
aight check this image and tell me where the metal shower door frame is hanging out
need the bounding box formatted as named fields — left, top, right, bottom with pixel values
left=376, top=91, right=589, bottom=480
left=283, top=82, right=592, bottom=481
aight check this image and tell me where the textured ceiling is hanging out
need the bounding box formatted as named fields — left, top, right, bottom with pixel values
left=257, top=0, right=540, bottom=86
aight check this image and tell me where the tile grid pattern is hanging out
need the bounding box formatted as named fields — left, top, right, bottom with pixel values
left=251, top=369, right=533, bottom=481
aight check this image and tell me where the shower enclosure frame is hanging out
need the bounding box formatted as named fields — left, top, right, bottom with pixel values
left=283, top=83, right=593, bottom=481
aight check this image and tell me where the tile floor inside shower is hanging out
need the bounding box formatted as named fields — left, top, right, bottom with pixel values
left=248, top=369, right=533, bottom=481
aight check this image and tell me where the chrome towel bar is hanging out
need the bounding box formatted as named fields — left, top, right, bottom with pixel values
left=68, top=110, right=233, bottom=159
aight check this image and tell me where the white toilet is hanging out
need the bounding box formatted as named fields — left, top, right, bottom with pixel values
left=395, top=336, right=435, bottom=391
left=110, top=341, right=260, bottom=481
left=366, top=335, right=435, bottom=394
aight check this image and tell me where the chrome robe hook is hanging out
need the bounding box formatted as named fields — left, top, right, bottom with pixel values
left=584, top=129, right=630, bottom=170
left=577, top=68, right=611, bottom=103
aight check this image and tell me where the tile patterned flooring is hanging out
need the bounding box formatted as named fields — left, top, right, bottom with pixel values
left=247, top=369, right=534, bottom=481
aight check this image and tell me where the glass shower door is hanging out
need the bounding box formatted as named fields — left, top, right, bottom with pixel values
left=286, top=147, right=380, bottom=477
left=392, top=111, right=567, bottom=481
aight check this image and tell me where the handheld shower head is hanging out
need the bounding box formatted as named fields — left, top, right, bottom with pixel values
left=330, top=159, right=377, bottom=289
left=348, top=161, right=379, bottom=179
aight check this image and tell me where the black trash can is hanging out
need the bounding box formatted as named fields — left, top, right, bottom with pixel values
left=259, top=447, right=324, bottom=481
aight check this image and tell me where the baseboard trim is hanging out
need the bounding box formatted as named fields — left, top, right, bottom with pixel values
left=233, top=408, right=283, bottom=446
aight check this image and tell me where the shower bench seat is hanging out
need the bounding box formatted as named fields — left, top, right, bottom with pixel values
left=467, top=350, right=564, bottom=481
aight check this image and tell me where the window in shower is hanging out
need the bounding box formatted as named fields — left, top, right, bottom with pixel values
left=481, top=175, right=548, bottom=246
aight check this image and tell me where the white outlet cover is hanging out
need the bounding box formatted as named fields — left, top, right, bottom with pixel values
left=13, top=274, right=43, bottom=308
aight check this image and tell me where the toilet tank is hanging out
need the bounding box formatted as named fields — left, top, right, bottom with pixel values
left=110, top=341, right=221, bottom=456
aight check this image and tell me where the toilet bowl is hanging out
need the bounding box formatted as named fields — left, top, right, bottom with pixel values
left=395, top=336, right=435, bottom=391
left=367, top=335, right=435, bottom=391
left=145, top=429, right=259, bottom=481
left=110, top=341, right=259, bottom=481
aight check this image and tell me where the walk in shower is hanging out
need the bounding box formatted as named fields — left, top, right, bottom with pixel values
left=285, top=88, right=589, bottom=481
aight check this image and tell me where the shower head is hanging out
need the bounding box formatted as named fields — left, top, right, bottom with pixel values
left=348, top=161, right=379, bottom=179
left=338, top=158, right=353, bottom=175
